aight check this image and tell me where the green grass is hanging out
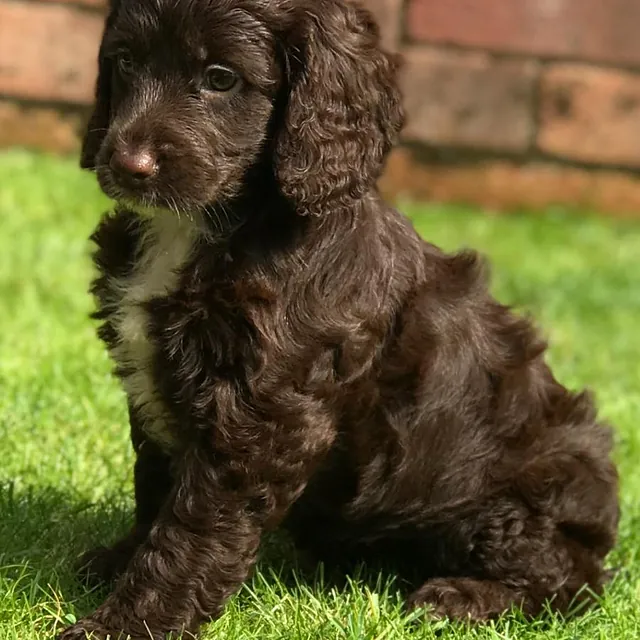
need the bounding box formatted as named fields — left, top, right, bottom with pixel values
left=1, top=148, right=639, bottom=639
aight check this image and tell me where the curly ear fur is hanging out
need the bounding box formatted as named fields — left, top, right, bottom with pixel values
left=275, top=0, right=404, bottom=216
left=80, top=0, right=120, bottom=170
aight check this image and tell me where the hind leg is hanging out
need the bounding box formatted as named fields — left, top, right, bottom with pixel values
left=408, top=578, right=529, bottom=620
left=409, top=473, right=617, bottom=620
left=407, top=513, right=612, bottom=621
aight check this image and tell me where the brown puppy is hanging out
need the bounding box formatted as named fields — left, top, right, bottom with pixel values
left=58, top=0, right=619, bottom=638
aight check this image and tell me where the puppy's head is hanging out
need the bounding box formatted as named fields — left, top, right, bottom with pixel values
left=82, top=0, right=403, bottom=218
left=82, top=0, right=280, bottom=213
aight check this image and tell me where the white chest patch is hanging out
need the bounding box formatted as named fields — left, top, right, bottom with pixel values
left=110, top=212, right=198, bottom=450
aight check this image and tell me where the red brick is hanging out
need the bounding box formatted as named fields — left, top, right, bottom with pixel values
left=379, top=148, right=640, bottom=217
left=0, top=99, right=85, bottom=153
left=400, top=47, right=537, bottom=152
left=40, top=0, right=106, bottom=7
left=538, top=64, right=640, bottom=167
left=363, top=0, right=403, bottom=50
left=406, top=0, right=640, bottom=67
left=0, top=1, right=103, bottom=104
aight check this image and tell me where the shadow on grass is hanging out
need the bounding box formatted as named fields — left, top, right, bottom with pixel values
left=0, top=482, right=131, bottom=611
left=0, top=480, right=409, bottom=624
left=3, top=480, right=625, bottom=638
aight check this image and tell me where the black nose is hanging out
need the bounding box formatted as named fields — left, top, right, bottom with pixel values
left=109, top=146, right=158, bottom=181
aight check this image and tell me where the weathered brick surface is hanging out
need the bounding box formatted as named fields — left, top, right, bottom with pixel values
left=538, top=64, right=640, bottom=167
left=2, top=0, right=640, bottom=217
left=0, top=100, right=85, bottom=153
left=400, top=48, right=537, bottom=152
left=0, top=1, right=103, bottom=103
left=407, top=0, right=640, bottom=67
left=380, top=148, right=640, bottom=216
left=364, top=0, right=403, bottom=50
left=40, top=0, right=106, bottom=7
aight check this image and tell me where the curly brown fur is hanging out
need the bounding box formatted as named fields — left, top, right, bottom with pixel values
left=59, top=0, right=619, bottom=638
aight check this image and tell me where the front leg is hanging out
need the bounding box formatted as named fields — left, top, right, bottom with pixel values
left=58, top=429, right=328, bottom=640
left=76, top=414, right=173, bottom=588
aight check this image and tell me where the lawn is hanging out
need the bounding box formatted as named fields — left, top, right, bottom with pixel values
left=1, top=148, right=639, bottom=639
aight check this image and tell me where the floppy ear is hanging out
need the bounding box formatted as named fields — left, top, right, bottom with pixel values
left=80, top=0, right=120, bottom=170
left=274, top=0, right=404, bottom=216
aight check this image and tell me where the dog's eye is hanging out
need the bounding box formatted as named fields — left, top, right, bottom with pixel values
left=115, top=51, right=134, bottom=75
left=204, top=65, right=240, bottom=93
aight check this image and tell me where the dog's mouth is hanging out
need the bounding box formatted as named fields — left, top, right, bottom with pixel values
left=98, top=167, right=155, bottom=206
left=94, top=140, right=223, bottom=217
left=96, top=164, right=219, bottom=228
left=93, top=137, right=242, bottom=226
left=97, top=160, right=190, bottom=215
left=95, top=142, right=173, bottom=208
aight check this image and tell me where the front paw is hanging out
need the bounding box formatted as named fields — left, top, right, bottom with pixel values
left=407, top=578, right=486, bottom=621
left=56, top=618, right=113, bottom=640
left=57, top=621, right=170, bottom=640
left=75, top=546, right=130, bottom=588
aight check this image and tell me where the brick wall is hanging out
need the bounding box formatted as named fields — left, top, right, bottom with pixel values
left=3, top=0, right=640, bottom=215
left=0, top=0, right=104, bottom=151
